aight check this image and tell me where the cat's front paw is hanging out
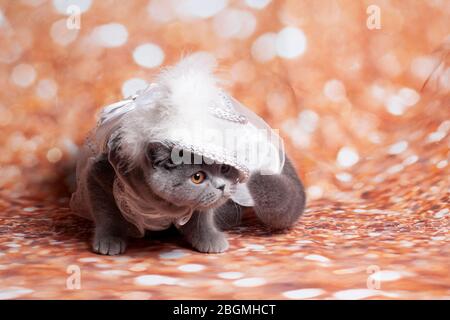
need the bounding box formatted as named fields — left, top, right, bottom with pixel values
left=93, top=235, right=127, bottom=255
left=190, top=232, right=229, bottom=254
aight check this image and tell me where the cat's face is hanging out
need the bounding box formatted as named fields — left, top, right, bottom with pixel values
left=142, top=143, right=240, bottom=210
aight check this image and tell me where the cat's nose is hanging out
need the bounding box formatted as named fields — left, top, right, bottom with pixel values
left=214, top=178, right=226, bottom=191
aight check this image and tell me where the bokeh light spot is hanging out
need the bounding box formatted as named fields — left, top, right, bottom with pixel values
left=147, top=0, right=176, bottom=23
left=10, top=63, right=36, bottom=87
left=276, top=27, right=307, bottom=59
left=337, top=147, right=359, bottom=167
left=245, top=0, right=271, bottom=10
left=46, top=148, right=63, bottom=163
left=298, top=110, right=319, bottom=133
left=176, top=0, right=227, bottom=19
left=121, top=78, right=148, bottom=98
left=36, top=79, right=58, bottom=100
left=388, top=141, right=408, bottom=155
left=92, top=23, right=128, bottom=48
left=133, top=43, right=165, bottom=68
left=52, top=0, right=92, bottom=15
left=251, top=33, right=277, bottom=62
left=323, top=79, right=347, bottom=102
left=213, top=9, right=256, bottom=39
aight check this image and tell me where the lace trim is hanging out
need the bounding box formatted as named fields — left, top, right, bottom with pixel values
left=113, top=178, right=194, bottom=235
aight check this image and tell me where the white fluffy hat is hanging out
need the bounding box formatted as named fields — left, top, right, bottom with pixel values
left=94, top=54, right=285, bottom=185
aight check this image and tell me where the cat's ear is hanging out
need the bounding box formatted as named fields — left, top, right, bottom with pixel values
left=146, top=142, right=173, bottom=168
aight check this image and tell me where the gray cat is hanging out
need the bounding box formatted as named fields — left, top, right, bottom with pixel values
left=70, top=55, right=306, bottom=255
left=70, top=139, right=305, bottom=255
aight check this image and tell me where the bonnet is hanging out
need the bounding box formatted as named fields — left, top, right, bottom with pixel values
left=92, top=54, right=285, bottom=208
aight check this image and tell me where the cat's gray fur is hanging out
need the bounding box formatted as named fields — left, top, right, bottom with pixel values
left=73, top=140, right=305, bottom=255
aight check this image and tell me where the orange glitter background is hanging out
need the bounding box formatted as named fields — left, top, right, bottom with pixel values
left=0, top=0, right=449, bottom=299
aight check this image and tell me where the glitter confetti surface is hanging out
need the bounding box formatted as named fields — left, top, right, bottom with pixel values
left=0, top=0, right=449, bottom=300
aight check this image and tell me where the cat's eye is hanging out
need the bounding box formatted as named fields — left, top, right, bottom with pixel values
left=220, top=164, right=231, bottom=174
left=191, top=171, right=206, bottom=184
